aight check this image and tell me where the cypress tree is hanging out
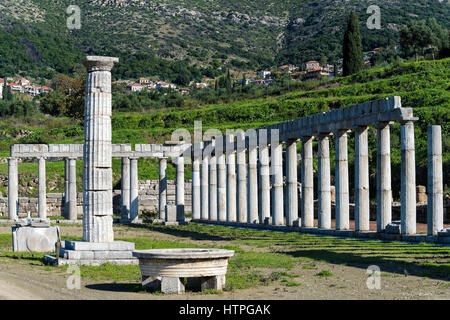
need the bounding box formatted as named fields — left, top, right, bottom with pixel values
left=342, top=11, right=364, bottom=76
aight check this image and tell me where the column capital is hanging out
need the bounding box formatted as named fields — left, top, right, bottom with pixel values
left=353, top=125, right=369, bottom=131
left=399, top=119, right=416, bottom=125
left=83, top=56, right=119, bottom=72
left=376, top=121, right=394, bottom=128
left=316, top=132, right=332, bottom=139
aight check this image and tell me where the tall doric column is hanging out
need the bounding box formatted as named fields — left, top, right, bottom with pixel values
left=121, top=157, right=131, bottom=220
left=286, top=139, right=298, bottom=226
left=209, top=154, right=218, bottom=221
left=335, top=129, right=349, bottom=230
left=129, top=157, right=139, bottom=222
left=259, top=134, right=270, bottom=224
left=82, top=56, right=118, bottom=243
left=236, top=132, right=247, bottom=223
left=64, top=158, right=70, bottom=218
left=226, top=135, right=237, bottom=222
left=427, top=125, right=443, bottom=236
left=248, top=137, right=258, bottom=223
left=68, top=157, right=77, bottom=220
left=376, top=122, right=392, bottom=232
left=318, top=133, right=331, bottom=229
left=7, top=157, right=18, bottom=220
left=176, top=156, right=185, bottom=221
left=272, top=141, right=284, bottom=225
left=217, top=143, right=227, bottom=222
left=159, top=158, right=167, bottom=220
left=38, top=157, right=47, bottom=219
left=192, top=148, right=201, bottom=221
left=401, top=121, right=416, bottom=235
left=301, top=136, right=314, bottom=228
left=355, top=126, right=370, bottom=231
left=200, top=149, right=209, bottom=220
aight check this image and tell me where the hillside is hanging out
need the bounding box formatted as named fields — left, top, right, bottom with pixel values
left=0, top=58, right=448, bottom=197
left=0, top=0, right=449, bottom=82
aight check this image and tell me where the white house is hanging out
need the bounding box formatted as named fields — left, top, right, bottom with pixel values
left=130, top=83, right=144, bottom=92
left=258, top=70, right=271, bottom=79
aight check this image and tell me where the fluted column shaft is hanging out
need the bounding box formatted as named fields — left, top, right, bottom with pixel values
left=217, top=151, right=227, bottom=222
left=335, top=130, right=349, bottom=230
left=355, top=126, right=370, bottom=231
left=159, top=158, right=167, bottom=220
left=427, top=125, right=443, bottom=235
left=248, top=144, right=258, bottom=223
left=176, top=156, right=185, bottom=222
left=192, top=154, right=201, bottom=220
left=200, top=154, right=209, bottom=220
left=401, top=121, right=416, bottom=235
left=318, top=134, right=331, bottom=229
left=64, top=158, right=70, bottom=218
left=286, top=139, right=298, bottom=226
left=121, top=157, right=130, bottom=220
left=236, top=133, right=247, bottom=223
left=301, top=136, right=314, bottom=227
left=227, top=149, right=237, bottom=222
left=130, top=157, right=139, bottom=222
left=209, top=155, right=218, bottom=221
left=68, top=157, right=77, bottom=220
left=38, top=157, right=47, bottom=219
left=272, top=142, right=284, bottom=225
left=82, top=56, right=118, bottom=243
left=8, top=157, right=18, bottom=220
left=376, top=122, right=392, bottom=232
left=259, top=143, right=271, bottom=224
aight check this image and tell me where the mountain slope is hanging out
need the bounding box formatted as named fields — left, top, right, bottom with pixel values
left=0, top=0, right=449, bottom=81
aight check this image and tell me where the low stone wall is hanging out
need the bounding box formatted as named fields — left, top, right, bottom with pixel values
left=0, top=179, right=193, bottom=218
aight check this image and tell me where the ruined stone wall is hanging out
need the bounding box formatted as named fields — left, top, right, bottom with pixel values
left=0, top=179, right=193, bottom=218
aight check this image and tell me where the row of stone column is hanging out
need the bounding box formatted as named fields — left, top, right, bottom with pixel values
left=120, top=157, right=139, bottom=222
left=185, top=124, right=444, bottom=236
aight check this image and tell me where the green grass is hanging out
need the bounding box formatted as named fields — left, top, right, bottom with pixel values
left=315, top=270, right=334, bottom=277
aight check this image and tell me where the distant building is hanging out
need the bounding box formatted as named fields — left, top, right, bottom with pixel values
left=258, top=70, right=271, bottom=79
left=8, top=83, right=22, bottom=92
left=19, top=78, right=30, bottom=86
left=139, top=77, right=150, bottom=85
left=23, top=86, right=39, bottom=96
left=0, top=79, right=3, bottom=99
left=179, top=88, right=191, bottom=95
left=130, top=83, right=144, bottom=92
left=156, top=82, right=176, bottom=90
left=305, top=61, right=320, bottom=71
left=39, top=86, right=50, bottom=94
left=195, top=82, right=208, bottom=89
left=305, top=68, right=329, bottom=81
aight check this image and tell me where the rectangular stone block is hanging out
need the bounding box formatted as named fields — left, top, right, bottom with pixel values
left=12, top=226, right=59, bottom=252
left=64, top=240, right=135, bottom=251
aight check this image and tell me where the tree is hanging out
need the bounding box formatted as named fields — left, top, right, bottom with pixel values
left=225, top=69, right=232, bottom=93
left=3, top=84, right=13, bottom=101
left=342, top=11, right=364, bottom=76
left=400, top=19, right=434, bottom=62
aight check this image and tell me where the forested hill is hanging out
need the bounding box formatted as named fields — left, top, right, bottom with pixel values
left=0, top=0, right=449, bottom=82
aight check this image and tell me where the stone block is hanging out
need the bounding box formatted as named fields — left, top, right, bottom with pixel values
left=12, top=225, right=59, bottom=252
left=64, top=240, right=135, bottom=251
left=161, top=277, right=185, bottom=294
left=385, top=222, right=401, bottom=234
left=165, top=204, right=177, bottom=222
left=201, top=275, right=226, bottom=291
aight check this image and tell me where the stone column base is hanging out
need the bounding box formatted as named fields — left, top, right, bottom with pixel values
left=142, top=275, right=226, bottom=294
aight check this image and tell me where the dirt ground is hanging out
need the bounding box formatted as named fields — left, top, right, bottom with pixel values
left=0, top=224, right=449, bottom=300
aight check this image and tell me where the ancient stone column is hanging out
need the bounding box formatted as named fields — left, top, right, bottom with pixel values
left=68, top=157, right=77, bottom=220
left=427, top=125, right=443, bottom=236
left=159, top=158, right=168, bottom=220
left=7, top=157, right=18, bottom=220
left=335, top=129, right=349, bottom=230
left=318, top=134, right=331, bottom=229
left=301, top=136, right=314, bottom=228
left=38, top=157, right=47, bottom=219
left=236, top=132, right=247, bottom=223
left=130, top=157, right=139, bottom=223
left=217, top=147, right=227, bottom=222
left=176, top=156, right=185, bottom=220
left=226, top=136, right=237, bottom=222
left=209, top=154, right=218, bottom=221
left=64, top=158, right=70, bottom=218
left=376, top=122, right=392, bottom=232
left=272, top=141, right=284, bottom=225
left=192, top=151, right=201, bottom=221
left=200, top=150, right=209, bottom=220
left=248, top=140, right=258, bottom=223
left=121, top=157, right=131, bottom=220
left=355, top=126, right=370, bottom=231
left=259, top=139, right=270, bottom=224
left=286, top=139, right=298, bottom=226
left=401, top=121, right=416, bottom=235
left=82, top=56, right=118, bottom=243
